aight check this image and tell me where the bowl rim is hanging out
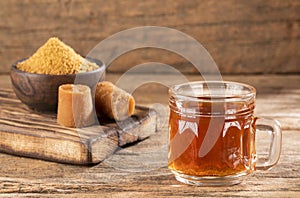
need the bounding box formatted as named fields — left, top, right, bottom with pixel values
left=11, top=57, right=106, bottom=77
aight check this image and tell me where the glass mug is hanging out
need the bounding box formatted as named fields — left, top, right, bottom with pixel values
left=168, top=81, right=281, bottom=186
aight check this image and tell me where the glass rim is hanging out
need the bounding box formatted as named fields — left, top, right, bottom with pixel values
left=169, top=81, right=256, bottom=103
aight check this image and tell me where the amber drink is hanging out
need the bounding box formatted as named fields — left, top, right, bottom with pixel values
left=168, top=81, right=281, bottom=186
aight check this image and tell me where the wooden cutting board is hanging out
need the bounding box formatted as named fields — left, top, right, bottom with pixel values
left=0, top=88, right=157, bottom=165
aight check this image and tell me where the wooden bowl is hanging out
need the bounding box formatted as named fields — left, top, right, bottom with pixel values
left=10, top=58, right=105, bottom=112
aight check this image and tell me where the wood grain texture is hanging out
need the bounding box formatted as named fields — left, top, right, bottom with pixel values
left=0, top=131, right=298, bottom=197
left=0, top=74, right=299, bottom=197
left=10, top=60, right=105, bottom=112
left=0, top=88, right=157, bottom=165
left=0, top=0, right=299, bottom=74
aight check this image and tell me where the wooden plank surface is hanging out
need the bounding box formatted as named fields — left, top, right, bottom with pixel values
left=0, top=88, right=157, bottom=165
left=0, top=74, right=299, bottom=197
left=0, top=0, right=299, bottom=74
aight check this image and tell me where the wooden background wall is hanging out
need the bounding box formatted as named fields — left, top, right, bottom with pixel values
left=0, top=0, right=299, bottom=74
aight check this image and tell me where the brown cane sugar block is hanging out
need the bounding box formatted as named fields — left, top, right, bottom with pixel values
left=57, top=84, right=95, bottom=128
left=95, top=81, right=135, bottom=121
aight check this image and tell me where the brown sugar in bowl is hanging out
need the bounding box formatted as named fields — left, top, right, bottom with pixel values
left=10, top=58, right=105, bottom=112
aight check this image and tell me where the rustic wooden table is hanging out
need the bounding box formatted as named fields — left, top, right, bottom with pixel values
left=0, top=74, right=299, bottom=197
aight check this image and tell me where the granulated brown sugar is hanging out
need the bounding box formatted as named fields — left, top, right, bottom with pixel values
left=17, top=37, right=99, bottom=75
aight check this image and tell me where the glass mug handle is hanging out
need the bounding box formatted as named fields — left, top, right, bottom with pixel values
left=254, top=117, right=282, bottom=170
